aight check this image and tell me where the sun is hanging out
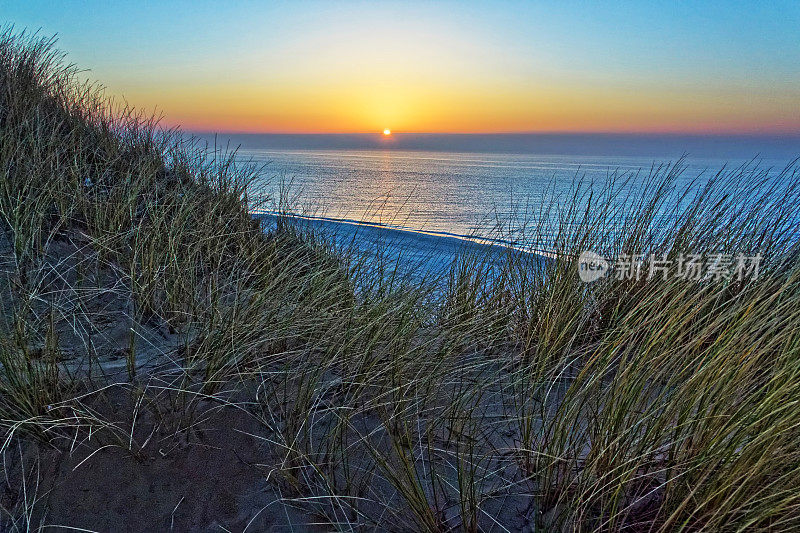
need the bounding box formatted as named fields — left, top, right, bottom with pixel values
left=383, top=129, right=391, bottom=136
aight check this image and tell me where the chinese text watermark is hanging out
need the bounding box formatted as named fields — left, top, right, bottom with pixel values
left=578, top=251, right=761, bottom=283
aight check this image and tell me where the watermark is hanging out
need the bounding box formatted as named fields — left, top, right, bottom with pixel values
left=577, top=251, right=610, bottom=282
left=578, top=251, right=761, bottom=283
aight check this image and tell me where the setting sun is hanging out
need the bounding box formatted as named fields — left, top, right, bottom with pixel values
left=383, top=129, right=391, bottom=136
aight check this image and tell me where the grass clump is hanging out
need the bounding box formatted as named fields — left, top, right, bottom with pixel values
left=1, top=29, right=799, bottom=531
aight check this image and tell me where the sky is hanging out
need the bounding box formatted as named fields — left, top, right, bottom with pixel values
left=2, top=0, right=799, bottom=135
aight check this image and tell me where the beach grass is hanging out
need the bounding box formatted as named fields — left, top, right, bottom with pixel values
left=1, top=30, right=799, bottom=531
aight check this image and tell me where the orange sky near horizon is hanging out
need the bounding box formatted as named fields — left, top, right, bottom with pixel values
left=140, top=81, right=799, bottom=135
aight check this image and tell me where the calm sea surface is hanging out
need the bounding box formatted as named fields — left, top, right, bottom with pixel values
left=239, top=148, right=794, bottom=243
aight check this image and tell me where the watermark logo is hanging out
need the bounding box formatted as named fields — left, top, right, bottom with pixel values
left=578, top=250, right=610, bottom=283
left=578, top=251, right=761, bottom=283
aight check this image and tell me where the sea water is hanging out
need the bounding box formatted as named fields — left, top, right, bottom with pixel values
left=211, top=135, right=797, bottom=277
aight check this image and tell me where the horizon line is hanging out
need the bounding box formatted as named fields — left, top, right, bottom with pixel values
left=188, top=130, right=800, bottom=138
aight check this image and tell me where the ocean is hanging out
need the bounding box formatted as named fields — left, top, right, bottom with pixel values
left=203, top=134, right=798, bottom=273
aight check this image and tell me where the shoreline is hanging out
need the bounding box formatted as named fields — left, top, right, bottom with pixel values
left=255, top=210, right=557, bottom=261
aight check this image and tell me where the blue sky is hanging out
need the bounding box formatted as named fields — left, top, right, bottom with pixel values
left=3, top=1, right=799, bottom=133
